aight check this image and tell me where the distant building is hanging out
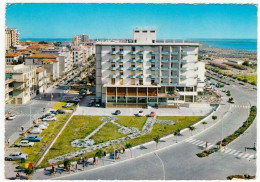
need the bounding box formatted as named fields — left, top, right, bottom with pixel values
left=73, top=34, right=89, bottom=46
left=95, top=29, right=205, bottom=107
left=5, top=27, right=20, bottom=51
left=5, top=53, right=23, bottom=65
left=5, top=64, right=37, bottom=104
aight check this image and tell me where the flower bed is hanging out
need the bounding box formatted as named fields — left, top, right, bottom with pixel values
left=196, top=150, right=214, bottom=158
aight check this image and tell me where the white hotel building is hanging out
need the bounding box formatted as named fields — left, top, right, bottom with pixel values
left=96, top=29, right=205, bottom=107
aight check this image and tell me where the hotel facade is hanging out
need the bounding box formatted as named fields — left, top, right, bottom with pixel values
left=95, top=29, right=205, bottom=107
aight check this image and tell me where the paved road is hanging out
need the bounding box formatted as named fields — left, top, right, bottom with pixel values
left=56, top=77, right=256, bottom=180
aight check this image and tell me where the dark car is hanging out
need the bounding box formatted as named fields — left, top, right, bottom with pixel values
left=39, top=113, right=53, bottom=119
left=69, top=98, right=80, bottom=104
left=56, top=109, right=66, bottom=114
left=50, top=110, right=58, bottom=115
left=22, top=135, right=42, bottom=142
left=114, top=110, right=121, bottom=115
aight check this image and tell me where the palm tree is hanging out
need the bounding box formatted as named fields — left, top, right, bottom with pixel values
left=153, top=136, right=160, bottom=149
left=125, top=143, right=133, bottom=158
left=189, top=126, right=196, bottom=136
left=95, top=149, right=104, bottom=165
left=173, top=131, right=178, bottom=143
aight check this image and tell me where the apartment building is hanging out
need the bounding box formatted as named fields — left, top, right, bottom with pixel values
left=72, top=47, right=83, bottom=66
left=5, top=27, right=20, bottom=51
left=5, top=71, right=14, bottom=104
left=36, top=67, right=49, bottom=94
left=73, top=34, right=89, bottom=46
left=5, top=64, right=37, bottom=104
left=96, top=29, right=205, bottom=107
left=5, top=53, right=23, bottom=65
left=24, top=54, right=59, bottom=81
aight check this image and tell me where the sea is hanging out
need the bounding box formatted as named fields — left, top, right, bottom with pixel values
left=21, top=38, right=257, bottom=52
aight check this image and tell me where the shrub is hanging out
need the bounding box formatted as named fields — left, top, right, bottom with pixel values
left=243, top=78, right=248, bottom=83
left=212, top=116, right=217, bottom=120
left=64, top=159, right=71, bottom=167
left=25, top=167, right=34, bottom=175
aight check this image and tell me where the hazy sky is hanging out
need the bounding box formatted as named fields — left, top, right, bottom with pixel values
left=5, top=4, right=257, bottom=39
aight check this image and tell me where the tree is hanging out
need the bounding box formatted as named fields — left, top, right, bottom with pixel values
left=242, top=61, right=250, bottom=66
left=189, top=126, right=196, bottom=136
left=173, top=131, right=178, bottom=143
left=202, top=121, right=208, bottom=129
left=125, top=143, right=133, bottom=158
left=38, top=41, right=48, bottom=44
left=95, top=149, right=104, bottom=165
left=153, top=136, right=160, bottom=149
left=228, top=97, right=234, bottom=103
left=212, top=116, right=217, bottom=120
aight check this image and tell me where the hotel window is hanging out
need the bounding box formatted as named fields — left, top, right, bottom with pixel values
left=131, top=55, right=135, bottom=59
left=119, top=78, right=123, bottom=85
left=131, top=70, right=135, bottom=75
left=151, top=55, right=155, bottom=59
left=131, top=63, right=135, bottom=67
left=139, top=55, right=143, bottom=59
left=131, top=47, right=135, bottom=51
left=119, top=47, right=123, bottom=51
left=151, top=79, right=155, bottom=85
left=139, top=79, right=143, bottom=85
left=111, top=78, right=115, bottom=84
left=119, top=70, right=123, bottom=75
left=119, top=55, right=123, bottom=59
left=111, top=63, right=115, bottom=67
left=151, top=63, right=155, bottom=67
left=111, top=55, right=115, bottom=59
left=131, top=79, right=135, bottom=85
left=119, top=63, right=123, bottom=67
left=111, top=47, right=116, bottom=51
left=139, top=70, right=143, bottom=75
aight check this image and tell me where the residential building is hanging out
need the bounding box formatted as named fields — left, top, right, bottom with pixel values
left=36, top=67, right=49, bottom=94
left=73, top=34, right=89, bottom=46
left=24, top=54, right=59, bottom=81
left=5, top=27, right=20, bottom=51
left=5, top=53, right=23, bottom=65
left=5, top=64, right=37, bottom=104
left=5, top=70, right=14, bottom=104
left=96, top=29, right=205, bottom=107
left=72, top=47, right=83, bottom=66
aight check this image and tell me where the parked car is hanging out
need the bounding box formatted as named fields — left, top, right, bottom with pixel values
left=56, top=109, right=66, bottom=114
left=7, top=114, right=16, bottom=120
left=150, top=111, right=156, bottom=117
left=23, top=135, right=42, bottom=142
left=137, top=110, right=144, bottom=117
left=5, top=152, right=28, bottom=161
left=37, top=124, right=47, bottom=130
left=114, top=110, right=121, bottom=115
left=42, top=116, right=56, bottom=121
left=50, top=110, right=58, bottom=115
left=62, top=103, right=73, bottom=108
left=77, top=95, right=83, bottom=99
left=35, top=122, right=49, bottom=127
left=29, top=128, right=42, bottom=134
left=15, top=140, right=34, bottom=147
left=40, top=113, right=54, bottom=119
left=69, top=98, right=80, bottom=104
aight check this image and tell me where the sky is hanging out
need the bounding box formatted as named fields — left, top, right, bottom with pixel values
left=5, top=4, right=257, bottom=39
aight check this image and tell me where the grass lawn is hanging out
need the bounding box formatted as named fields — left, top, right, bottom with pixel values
left=235, top=75, right=257, bottom=84
left=52, top=101, right=76, bottom=110
left=16, top=113, right=71, bottom=166
left=91, top=122, right=127, bottom=144
left=127, top=116, right=202, bottom=146
left=115, top=116, right=147, bottom=131
left=39, top=115, right=103, bottom=167
left=39, top=115, right=202, bottom=167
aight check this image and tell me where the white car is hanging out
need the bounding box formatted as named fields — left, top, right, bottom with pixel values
left=7, top=114, right=16, bottom=120
left=42, top=116, right=56, bottom=121
left=37, top=124, right=47, bottom=130
left=29, top=128, right=42, bottom=134
left=137, top=110, right=144, bottom=117
left=36, top=122, right=49, bottom=127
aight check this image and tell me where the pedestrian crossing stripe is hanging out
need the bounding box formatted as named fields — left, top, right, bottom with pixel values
left=242, top=153, right=250, bottom=158
left=231, top=105, right=250, bottom=109
left=233, top=151, right=241, bottom=156
left=237, top=153, right=244, bottom=157
left=225, top=149, right=232, bottom=153
left=229, top=150, right=237, bottom=155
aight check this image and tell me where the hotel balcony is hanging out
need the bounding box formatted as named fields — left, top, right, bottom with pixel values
left=160, top=83, right=168, bottom=86
left=110, top=67, right=117, bottom=70
left=118, top=59, right=124, bottom=63
left=161, top=59, right=169, bottom=63
left=179, top=83, right=186, bottom=86
left=161, top=75, right=169, bottom=79
left=137, top=51, right=144, bottom=55
left=171, top=60, right=179, bottom=63
left=109, top=59, right=116, bottom=63
left=13, top=78, right=26, bottom=83
left=181, top=60, right=187, bottom=63
left=118, top=75, right=124, bottom=78
left=130, top=67, right=136, bottom=71
left=130, top=59, right=136, bottom=63
left=161, top=67, right=168, bottom=71
left=149, top=59, right=159, bottom=63
left=170, top=83, right=178, bottom=86
left=181, top=51, right=188, bottom=56
left=5, top=79, right=14, bottom=84
left=109, top=51, right=116, bottom=55
left=170, top=75, right=178, bottom=78
left=13, top=85, right=26, bottom=91
left=110, top=75, right=117, bottom=78
left=171, top=52, right=180, bottom=55
left=150, top=51, right=159, bottom=55
left=180, top=68, right=187, bottom=71
left=129, top=75, right=136, bottom=78
left=137, top=59, right=144, bottom=63
left=5, top=87, right=13, bottom=94
left=118, top=67, right=124, bottom=71
left=118, top=51, right=124, bottom=55
left=137, top=67, right=144, bottom=71
left=149, top=75, right=159, bottom=79
left=130, top=51, right=136, bottom=55
left=149, top=67, right=159, bottom=71
left=180, top=75, right=187, bottom=79
left=171, top=67, right=179, bottom=71
left=161, top=51, right=170, bottom=55
left=137, top=75, right=144, bottom=78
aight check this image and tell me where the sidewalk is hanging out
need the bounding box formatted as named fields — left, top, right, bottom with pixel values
left=32, top=96, right=232, bottom=180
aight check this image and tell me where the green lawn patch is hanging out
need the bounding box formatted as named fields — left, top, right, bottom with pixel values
left=52, top=101, right=76, bottom=110
left=91, top=122, right=127, bottom=144
left=115, top=116, right=147, bottom=131
left=39, top=115, right=103, bottom=167
left=17, top=113, right=71, bottom=166
left=235, top=75, right=257, bottom=85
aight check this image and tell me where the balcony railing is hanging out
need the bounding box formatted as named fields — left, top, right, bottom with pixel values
left=137, top=51, right=144, bottom=55
left=110, top=67, right=117, bottom=70
left=171, top=60, right=179, bottom=63
left=161, top=59, right=169, bottom=63
left=130, top=51, right=136, bottom=55
left=179, top=83, right=186, bottom=86
left=170, top=83, right=178, bottom=86
left=118, top=59, right=124, bottom=63
left=160, top=83, right=168, bottom=86
left=149, top=59, right=159, bottom=63
left=170, top=75, right=178, bottom=78
left=129, top=75, right=136, bottom=78
left=180, top=75, right=187, bottom=79
left=181, top=51, right=188, bottom=56
left=171, top=67, right=179, bottom=71
left=109, top=51, right=116, bottom=55
left=118, top=67, right=124, bottom=71
left=13, top=78, right=26, bottom=83
left=5, top=87, right=13, bottom=94
left=137, top=59, right=144, bottom=63
left=118, top=51, right=124, bottom=55
left=161, top=51, right=170, bottom=55
left=130, top=59, right=136, bottom=63
left=149, top=75, right=159, bottom=79
left=161, top=67, right=168, bottom=71
left=150, top=67, right=159, bottom=71
left=137, top=67, right=144, bottom=71
left=109, top=59, right=116, bottom=63
left=180, top=68, right=187, bottom=71
left=137, top=75, right=144, bottom=78
left=5, top=79, right=14, bottom=84
left=161, top=75, right=168, bottom=78
left=118, top=75, right=124, bottom=78
left=171, top=52, right=180, bottom=55
left=130, top=67, right=136, bottom=70
left=110, top=75, right=117, bottom=78
left=150, top=51, right=159, bottom=55
left=181, top=60, right=187, bottom=63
